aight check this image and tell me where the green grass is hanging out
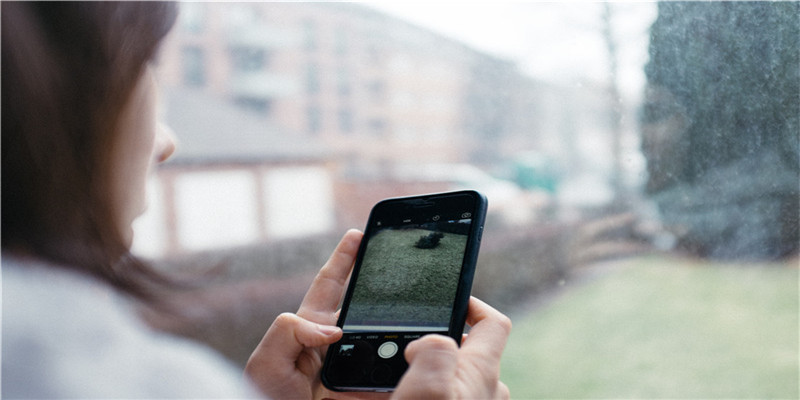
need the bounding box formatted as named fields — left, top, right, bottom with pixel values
left=501, top=257, right=799, bottom=399
left=347, top=229, right=465, bottom=325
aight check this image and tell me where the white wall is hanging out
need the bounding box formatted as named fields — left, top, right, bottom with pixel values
left=132, top=165, right=335, bottom=257
left=174, top=170, right=260, bottom=252
left=131, top=178, right=168, bottom=258
left=263, top=166, right=335, bottom=239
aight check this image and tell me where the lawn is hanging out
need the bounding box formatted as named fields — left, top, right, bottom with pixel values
left=347, top=228, right=465, bottom=326
left=501, top=256, right=799, bottom=399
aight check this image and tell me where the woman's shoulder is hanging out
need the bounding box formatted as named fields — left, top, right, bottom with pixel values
left=2, top=254, right=258, bottom=399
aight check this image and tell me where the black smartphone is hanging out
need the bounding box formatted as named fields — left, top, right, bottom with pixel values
left=321, top=190, right=487, bottom=392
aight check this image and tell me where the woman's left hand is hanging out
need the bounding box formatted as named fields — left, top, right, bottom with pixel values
left=245, top=229, right=379, bottom=399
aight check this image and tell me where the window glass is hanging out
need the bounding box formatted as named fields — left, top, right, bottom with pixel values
left=230, top=47, right=268, bottom=72
left=179, top=2, right=205, bottom=34
left=338, top=108, right=353, bottom=133
left=307, top=104, right=322, bottom=134
left=305, top=61, right=320, bottom=94
left=140, top=3, right=799, bottom=398
left=303, top=19, right=317, bottom=51
left=180, top=46, right=206, bottom=87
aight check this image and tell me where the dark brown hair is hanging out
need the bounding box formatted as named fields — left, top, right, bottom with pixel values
left=2, top=2, right=178, bottom=298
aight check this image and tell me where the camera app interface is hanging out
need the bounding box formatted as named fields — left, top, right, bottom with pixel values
left=343, top=214, right=473, bottom=332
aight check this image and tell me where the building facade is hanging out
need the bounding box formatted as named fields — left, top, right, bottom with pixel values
left=136, top=3, right=617, bottom=257
left=156, top=2, right=525, bottom=170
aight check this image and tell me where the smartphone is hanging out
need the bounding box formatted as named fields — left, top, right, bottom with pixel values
left=321, top=190, right=487, bottom=392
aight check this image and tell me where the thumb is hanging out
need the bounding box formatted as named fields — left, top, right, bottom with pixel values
left=393, top=335, right=458, bottom=400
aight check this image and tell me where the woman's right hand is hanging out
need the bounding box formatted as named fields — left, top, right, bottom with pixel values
left=391, top=297, right=512, bottom=400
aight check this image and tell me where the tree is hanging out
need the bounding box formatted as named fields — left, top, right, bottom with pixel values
left=641, top=2, right=799, bottom=259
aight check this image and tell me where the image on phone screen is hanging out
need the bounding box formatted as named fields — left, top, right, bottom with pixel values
left=343, top=216, right=473, bottom=332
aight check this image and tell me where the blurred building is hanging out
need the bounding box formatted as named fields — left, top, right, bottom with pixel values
left=138, top=2, right=618, bottom=257
left=156, top=2, right=529, bottom=170
left=133, top=87, right=336, bottom=256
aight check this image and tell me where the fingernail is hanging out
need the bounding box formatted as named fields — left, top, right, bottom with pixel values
left=318, top=324, right=341, bottom=335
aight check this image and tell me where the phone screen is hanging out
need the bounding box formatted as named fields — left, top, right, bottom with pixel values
left=343, top=216, right=473, bottom=332
left=322, top=191, right=486, bottom=392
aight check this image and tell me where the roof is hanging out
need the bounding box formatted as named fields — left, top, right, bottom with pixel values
left=161, top=87, right=330, bottom=165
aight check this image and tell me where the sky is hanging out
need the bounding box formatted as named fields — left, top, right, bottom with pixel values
left=364, top=2, right=658, bottom=100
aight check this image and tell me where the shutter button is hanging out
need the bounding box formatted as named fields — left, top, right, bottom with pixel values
left=377, top=341, right=398, bottom=359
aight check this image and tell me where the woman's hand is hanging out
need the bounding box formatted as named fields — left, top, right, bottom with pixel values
left=245, top=228, right=512, bottom=400
left=244, top=229, right=364, bottom=399
left=393, top=297, right=512, bottom=400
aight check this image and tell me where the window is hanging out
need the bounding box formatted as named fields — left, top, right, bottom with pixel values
left=336, top=66, right=351, bottom=97
left=334, top=26, right=348, bottom=56
left=230, top=47, right=268, bottom=72
left=367, top=80, right=385, bottom=103
left=143, top=3, right=799, bottom=399
left=307, top=104, right=322, bottom=134
left=303, top=19, right=317, bottom=52
left=181, top=46, right=206, bottom=87
left=180, top=2, right=205, bottom=34
left=305, top=62, right=320, bottom=95
left=367, top=118, right=386, bottom=136
left=234, top=97, right=272, bottom=115
left=338, top=108, right=353, bottom=133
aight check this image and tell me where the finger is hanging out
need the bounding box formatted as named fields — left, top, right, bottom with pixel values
left=461, top=297, right=512, bottom=366
left=297, top=229, right=363, bottom=322
left=495, top=381, right=511, bottom=400
left=246, top=313, right=342, bottom=381
left=394, top=335, right=458, bottom=399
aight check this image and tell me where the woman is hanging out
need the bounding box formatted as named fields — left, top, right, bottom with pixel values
left=2, top=2, right=511, bottom=399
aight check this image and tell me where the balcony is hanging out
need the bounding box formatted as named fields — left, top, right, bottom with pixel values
left=230, top=72, right=300, bottom=98
left=225, top=25, right=299, bottom=49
